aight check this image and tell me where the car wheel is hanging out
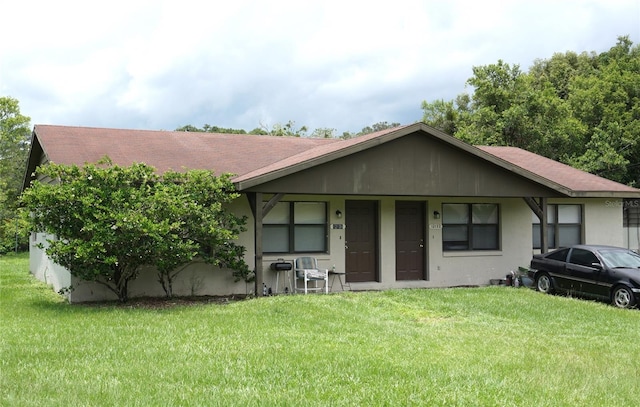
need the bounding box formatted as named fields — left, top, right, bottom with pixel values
left=536, top=273, right=554, bottom=294
left=611, top=285, right=637, bottom=309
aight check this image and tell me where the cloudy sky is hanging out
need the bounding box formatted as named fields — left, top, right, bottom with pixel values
left=1, top=0, right=639, bottom=135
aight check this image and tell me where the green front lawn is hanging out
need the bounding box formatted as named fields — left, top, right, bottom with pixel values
left=1, top=252, right=639, bottom=406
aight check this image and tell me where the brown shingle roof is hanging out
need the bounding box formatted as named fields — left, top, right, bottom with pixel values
left=477, top=146, right=639, bottom=193
left=26, top=123, right=640, bottom=197
left=33, top=124, right=338, bottom=176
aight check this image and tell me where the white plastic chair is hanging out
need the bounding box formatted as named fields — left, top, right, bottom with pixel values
left=294, top=257, right=329, bottom=294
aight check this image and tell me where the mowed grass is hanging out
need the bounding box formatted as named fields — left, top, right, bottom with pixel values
left=1, top=253, right=639, bottom=406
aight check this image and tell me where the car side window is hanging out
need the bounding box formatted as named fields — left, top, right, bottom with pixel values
left=569, top=249, right=599, bottom=267
left=546, top=248, right=570, bottom=262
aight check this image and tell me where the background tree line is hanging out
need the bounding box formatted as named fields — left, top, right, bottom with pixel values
left=176, top=120, right=400, bottom=139
left=421, top=36, right=640, bottom=186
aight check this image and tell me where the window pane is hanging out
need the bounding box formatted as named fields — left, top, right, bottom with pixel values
left=532, top=224, right=541, bottom=248
left=443, top=204, right=468, bottom=224
left=294, top=225, right=326, bottom=252
left=264, top=202, right=289, bottom=224
left=532, top=205, right=557, bottom=224
left=472, top=225, right=498, bottom=249
left=569, top=248, right=598, bottom=267
left=532, top=225, right=557, bottom=249
left=444, top=243, right=469, bottom=250
left=443, top=225, right=468, bottom=250
left=549, top=227, right=556, bottom=248
left=443, top=225, right=468, bottom=241
left=558, top=225, right=580, bottom=247
left=473, top=204, right=498, bottom=224
left=294, top=202, right=326, bottom=224
left=263, top=225, right=289, bottom=252
left=558, top=205, right=580, bottom=223
left=443, top=241, right=469, bottom=251
left=547, top=205, right=556, bottom=223
left=547, top=248, right=570, bottom=261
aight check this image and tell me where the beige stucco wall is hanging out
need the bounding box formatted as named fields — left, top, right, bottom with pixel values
left=424, top=197, right=533, bottom=288
left=581, top=198, right=623, bottom=246
left=29, top=195, right=626, bottom=302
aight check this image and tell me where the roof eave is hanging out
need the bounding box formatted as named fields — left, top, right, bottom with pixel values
left=564, top=191, right=640, bottom=198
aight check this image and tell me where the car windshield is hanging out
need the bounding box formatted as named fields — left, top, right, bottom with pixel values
left=599, top=249, right=640, bottom=268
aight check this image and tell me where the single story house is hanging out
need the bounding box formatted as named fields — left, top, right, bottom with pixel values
left=22, top=123, right=640, bottom=302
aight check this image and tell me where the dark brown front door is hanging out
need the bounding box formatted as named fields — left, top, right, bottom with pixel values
left=395, top=201, right=426, bottom=280
left=345, top=200, right=378, bottom=282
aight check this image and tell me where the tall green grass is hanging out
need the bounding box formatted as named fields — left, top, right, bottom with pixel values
left=2, top=252, right=639, bottom=406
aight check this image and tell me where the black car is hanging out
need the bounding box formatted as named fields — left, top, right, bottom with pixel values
left=530, top=244, right=640, bottom=309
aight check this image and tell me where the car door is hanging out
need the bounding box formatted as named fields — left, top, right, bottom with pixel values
left=537, top=248, right=572, bottom=290
left=566, top=248, right=607, bottom=299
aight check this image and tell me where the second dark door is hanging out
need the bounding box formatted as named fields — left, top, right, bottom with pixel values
left=396, top=201, right=426, bottom=280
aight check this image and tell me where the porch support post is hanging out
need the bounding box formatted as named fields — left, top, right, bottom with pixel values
left=247, top=192, right=264, bottom=296
left=540, top=197, right=548, bottom=253
left=523, top=197, right=549, bottom=253
left=246, top=192, right=286, bottom=297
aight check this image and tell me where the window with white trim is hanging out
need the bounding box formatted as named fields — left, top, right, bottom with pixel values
left=442, top=203, right=499, bottom=251
left=532, top=204, right=582, bottom=249
left=263, top=201, right=327, bottom=254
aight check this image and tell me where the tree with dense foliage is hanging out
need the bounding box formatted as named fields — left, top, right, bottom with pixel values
left=0, top=96, right=31, bottom=253
left=421, top=36, right=640, bottom=185
left=21, top=159, right=248, bottom=302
